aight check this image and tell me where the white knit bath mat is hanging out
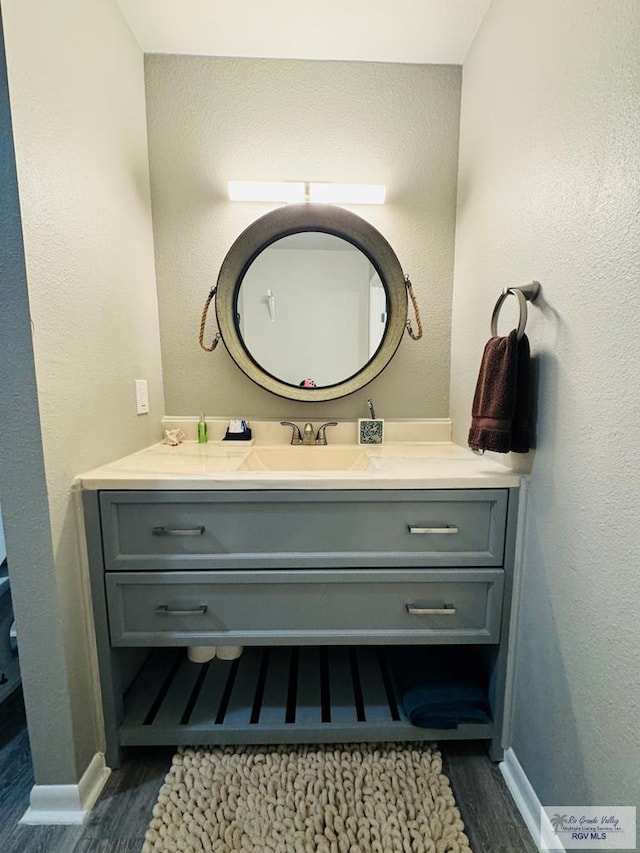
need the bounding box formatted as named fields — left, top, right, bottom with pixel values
left=142, top=743, right=472, bottom=853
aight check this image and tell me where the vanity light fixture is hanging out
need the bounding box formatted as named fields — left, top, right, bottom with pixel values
left=227, top=181, right=386, bottom=205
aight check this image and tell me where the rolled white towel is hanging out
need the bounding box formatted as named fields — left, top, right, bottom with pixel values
left=187, top=646, right=217, bottom=664
left=216, top=645, right=243, bottom=660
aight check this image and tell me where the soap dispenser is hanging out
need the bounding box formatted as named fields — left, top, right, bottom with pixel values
left=358, top=399, right=384, bottom=444
left=198, top=413, right=208, bottom=444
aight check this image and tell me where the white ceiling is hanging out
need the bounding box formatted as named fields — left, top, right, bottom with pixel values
left=117, top=0, right=493, bottom=65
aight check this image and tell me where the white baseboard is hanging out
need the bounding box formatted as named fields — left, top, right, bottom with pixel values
left=20, top=752, right=111, bottom=825
left=500, top=748, right=566, bottom=852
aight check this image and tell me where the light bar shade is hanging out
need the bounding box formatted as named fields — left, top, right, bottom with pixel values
left=309, top=182, right=386, bottom=205
left=228, top=180, right=305, bottom=203
left=227, top=181, right=386, bottom=205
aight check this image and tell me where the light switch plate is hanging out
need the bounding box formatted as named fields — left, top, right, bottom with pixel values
left=135, top=379, right=149, bottom=415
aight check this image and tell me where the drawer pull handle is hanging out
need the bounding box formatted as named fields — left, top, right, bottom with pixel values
left=405, top=603, right=457, bottom=616
left=156, top=605, right=208, bottom=616
left=408, top=524, right=459, bottom=535
left=152, top=526, right=205, bottom=536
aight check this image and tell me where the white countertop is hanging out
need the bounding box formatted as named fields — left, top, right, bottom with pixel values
left=76, top=440, right=520, bottom=490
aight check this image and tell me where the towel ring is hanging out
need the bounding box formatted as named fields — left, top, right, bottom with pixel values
left=490, top=281, right=540, bottom=341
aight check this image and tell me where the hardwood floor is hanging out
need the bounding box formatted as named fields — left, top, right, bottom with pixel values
left=444, top=742, right=538, bottom=853
left=1, top=689, right=537, bottom=852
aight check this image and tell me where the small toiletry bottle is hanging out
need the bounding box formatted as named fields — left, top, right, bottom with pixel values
left=198, top=413, right=208, bottom=444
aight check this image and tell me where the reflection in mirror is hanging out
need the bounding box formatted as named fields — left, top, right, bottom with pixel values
left=237, top=233, right=387, bottom=388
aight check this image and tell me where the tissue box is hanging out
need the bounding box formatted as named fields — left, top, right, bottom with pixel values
left=222, top=428, right=252, bottom=441
left=358, top=418, right=384, bottom=445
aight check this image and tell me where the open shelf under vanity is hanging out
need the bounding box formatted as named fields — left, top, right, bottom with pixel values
left=119, top=645, right=495, bottom=747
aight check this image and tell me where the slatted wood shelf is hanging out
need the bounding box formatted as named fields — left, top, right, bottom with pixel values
left=120, top=646, right=494, bottom=746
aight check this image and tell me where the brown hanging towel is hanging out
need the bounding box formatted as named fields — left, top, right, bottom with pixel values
left=468, top=329, right=532, bottom=454
left=509, top=333, right=533, bottom=453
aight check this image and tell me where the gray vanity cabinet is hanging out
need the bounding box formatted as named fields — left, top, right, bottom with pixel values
left=83, top=488, right=519, bottom=766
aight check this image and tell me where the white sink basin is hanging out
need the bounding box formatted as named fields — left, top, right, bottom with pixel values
left=240, top=446, right=370, bottom=472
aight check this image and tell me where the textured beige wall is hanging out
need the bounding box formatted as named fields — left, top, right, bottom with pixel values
left=452, top=0, right=640, bottom=804
left=145, top=56, right=461, bottom=420
left=3, top=0, right=164, bottom=782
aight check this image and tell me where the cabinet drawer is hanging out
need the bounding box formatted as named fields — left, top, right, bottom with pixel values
left=99, top=490, right=508, bottom=570
left=105, top=569, right=504, bottom=645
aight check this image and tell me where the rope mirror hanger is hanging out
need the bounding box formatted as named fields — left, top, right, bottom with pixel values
left=200, top=277, right=423, bottom=353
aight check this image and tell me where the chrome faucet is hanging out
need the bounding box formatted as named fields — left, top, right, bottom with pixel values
left=280, top=421, right=339, bottom=445
left=315, top=422, right=338, bottom=445
left=280, top=421, right=303, bottom=445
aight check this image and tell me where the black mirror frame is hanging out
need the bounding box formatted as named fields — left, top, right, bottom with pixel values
left=215, top=203, right=407, bottom=402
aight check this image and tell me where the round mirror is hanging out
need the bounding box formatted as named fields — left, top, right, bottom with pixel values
left=238, top=232, right=387, bottom=387
left=215, top=204, right=407, bottom=401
